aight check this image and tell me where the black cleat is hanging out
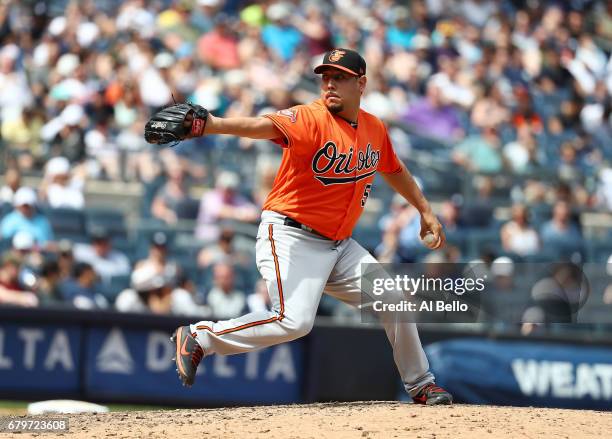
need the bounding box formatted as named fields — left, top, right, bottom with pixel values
left=412, top=383, right=453, bottom=405
left=170, top=326, right=204, bottom=387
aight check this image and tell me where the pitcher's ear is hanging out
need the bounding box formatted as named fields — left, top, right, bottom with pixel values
left=359, top=75, right=367, bottom=94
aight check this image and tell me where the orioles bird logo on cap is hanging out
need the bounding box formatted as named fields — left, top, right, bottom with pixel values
left=329, top=50, right=346, bottom=62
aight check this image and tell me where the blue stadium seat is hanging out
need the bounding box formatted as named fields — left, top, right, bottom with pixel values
left=112, top=239, right=137, bottom=264
left=99, top=274, right=131, bottom=303
left=85, top=208, right=127, bottom=241
left=351, top=224, right=382, bottom=253
left=175, top=198, right=200, bottom=221
left=586, top=240, right=612, bottom=263
left=466, top=228, right=503, bottom=260
left=40, top=206, right=87, bottom=241
left=0, top=202, right=12, bottom=220
left=0, top=237, right=11, bottom=253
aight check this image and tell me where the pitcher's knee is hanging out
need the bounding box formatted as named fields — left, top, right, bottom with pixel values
left=282, top=315, right=314, bottom=339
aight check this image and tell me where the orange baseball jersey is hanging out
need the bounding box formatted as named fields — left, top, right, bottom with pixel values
left=263, top=99, right=403, bottom=240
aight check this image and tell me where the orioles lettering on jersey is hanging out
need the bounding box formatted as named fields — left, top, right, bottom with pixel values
left=312, top=141, right=380, bottom=185
left=263, top=99, right=402, bottom=240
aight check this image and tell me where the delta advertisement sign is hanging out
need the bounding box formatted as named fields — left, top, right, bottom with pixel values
left=0, top=324, right=304, bottom=404
left=85, top=327, right=303, bottom=404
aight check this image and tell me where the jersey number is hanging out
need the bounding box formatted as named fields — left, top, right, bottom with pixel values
left=361, top=184, right=372, bottom=207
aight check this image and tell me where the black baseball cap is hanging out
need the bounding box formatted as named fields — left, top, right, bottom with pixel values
left=314, top=48, right=366, bottom=77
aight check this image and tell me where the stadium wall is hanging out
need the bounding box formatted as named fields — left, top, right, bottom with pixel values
left=0, top=308, right=610, bottom=409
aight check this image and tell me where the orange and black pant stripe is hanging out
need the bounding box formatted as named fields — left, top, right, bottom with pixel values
left=196, top=224, right=285, bottom=335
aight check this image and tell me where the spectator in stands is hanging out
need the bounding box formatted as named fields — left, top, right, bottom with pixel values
left=500, top=204, right=540, bottom=257
left=84, top=116, right=121, bottom=181
left=73, top=227, right=130, bottom=283
left=439, top=200, right=463, bottom=234
left=197, top=226, right=251, bottom=268
left=35, top=260, right=63, bottom=307
left=9, top=231, right=43, bottom=296
left=290, top=3, right=332, bottom=56
left=391, top=204, right=422, bottom=263
left=262, top=2, right=302, bottom=62
left=480, top=256, right=520, bottom=325
left=252, top=159, right=280, bottom=208
left=115, top=265, right=210, bottom=316
left=0, top=254, right=38, bottom=307
left=196, top=171, right=258, bottom=242
left=171, top=270, right=211, bottom=317
left=376, top=194, right=415, bottom=263
left=115, top=265, right=172, bottom=314
left=191, top=0, right=218, bottom=32
left=60, top=262, right=108, bottom=310
left=247, top=278, right=271, bottom=313
left=206, top=262, right=246, bottom=319
left=135, top=232, right=177, bottom=277
left=521, top=263, right=585, bottom=334
left=471, top=83, right=510, bottom=130
left=453, top=126, right=503, bottom=173
left=0, top=187, right=54, bottom=246
left=596, top=166, right=612, bottom=211
left=0, top=167, right=21, bottom=204
left=503, top=127, right=540, bottom=174
left=460, top=176, right=495, bottom=228
left=39, top=156, right=85, bottom=210
left=151, top=161, right=193, bottom=225
left=557, top=141, right=583, bottom=182
left=540, top=201, right=582, bottom=245
left=57, top=240, right=75, bottom=281
left=197, top=13, right=240, bottom=70
left=385, top=6, right=413, bottom=50
left=401, top=78, right=463, bottom=142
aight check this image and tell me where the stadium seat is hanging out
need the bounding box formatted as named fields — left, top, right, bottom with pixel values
left=351, top=224, right=382, bottom=254
left=586, top=240, right=612, bottom=263
left=99, top=274, right=131, bottom=303
left=85, top=208, right=127, bottom=241
left=175, top=198, right=200, bottom=221
left=466, top=228, right=503, bottom=260
left=0, top=202, right=12, bottom=220
left=40, top=206, right=87, bottom=241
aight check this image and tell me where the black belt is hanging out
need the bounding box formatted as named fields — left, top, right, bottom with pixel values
left=283, top=217, right=330, bottom=240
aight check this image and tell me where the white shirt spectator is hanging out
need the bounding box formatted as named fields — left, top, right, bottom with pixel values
left=43, top=157, right=85, bottom=209
left=140, top=66, right=172, bottom=108
left=73, top=242, right=130, bottom=282
left=0, top=186, right=14, bottom=204
left=206, top=287, right=246, bottom=319
left=115, top=288, right=148, bottom=313
left=46, top=182, right=84, bottom=209
left=171, top=287, right=212, bottom=317
left=116, top=287, right=211, bottom=316
left=596, top=167, right=612, bottom=211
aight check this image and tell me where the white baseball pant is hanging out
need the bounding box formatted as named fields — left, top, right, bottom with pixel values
left=190, top=210, right=434, bottom=396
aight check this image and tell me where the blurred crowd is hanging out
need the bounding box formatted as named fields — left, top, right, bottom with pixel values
left=0, top=0, right=611, bottom=322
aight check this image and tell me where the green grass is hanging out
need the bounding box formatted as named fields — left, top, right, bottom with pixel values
left=0, top=400, right=178, bottom=414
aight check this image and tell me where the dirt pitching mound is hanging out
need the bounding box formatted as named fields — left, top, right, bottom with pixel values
left=7, top=401, right=612, bottom=438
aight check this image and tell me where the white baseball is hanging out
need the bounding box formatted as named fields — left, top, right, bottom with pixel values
left=422, top=233, right=436, bottom=247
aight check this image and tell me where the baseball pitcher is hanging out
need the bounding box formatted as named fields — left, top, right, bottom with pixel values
left=145, top=48, right=453, bottom=405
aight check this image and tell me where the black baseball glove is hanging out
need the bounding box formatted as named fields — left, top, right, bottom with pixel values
left=144, top=103, right=209, bottom=145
